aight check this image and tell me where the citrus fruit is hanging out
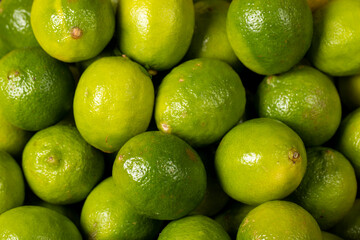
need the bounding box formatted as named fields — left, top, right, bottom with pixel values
left=22, top=124, right=104, bottom=204
left=338, top=74, right=360, bottom=110
left=155, top=58, right=246, bottom=147
left=322, top=231, right=344, bottom=240
left=158, top=215, right=231, bottom=240
left=331, top=199, right=360, bottom=240
left=117, top=0, right=194, bottom=71
left=73, top=56, right=154, bottom=153
left=0, top=0, right=39, bottom=50
left=237, top=201, right=322, bottom=239
left=112, top=131, right=207, bottom=220
left=308, top=0, right=360, bottom=76
left=307, top=0, right=329, bottom=11
left=0, top=151, right=25, bottom=214
left=227, top=0, right=313, bottom=75
left=0, top=206, right=82, bottom=239
left=0, top=47, right=75, bottom=131
left=185, top=0, right=241, bottom=70
left=335, top=108, right=360, bottom=178
left=215, top=118, right=307, bottom=205
left=81, top=177, right=163, bottom=239
left=0, top=37, right=11, bottom=59
left=289, top=147, right=357, bottom=230
left=256, top=65, right=342, bottom=146
left=31, top=0, right=115, bottom=62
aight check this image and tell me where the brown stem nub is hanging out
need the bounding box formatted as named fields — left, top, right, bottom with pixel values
left=71, top=27, right=83, bottom=39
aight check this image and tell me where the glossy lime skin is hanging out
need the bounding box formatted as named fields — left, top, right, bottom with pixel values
left=336, top=108, right=360, bottom=178
left=290, top=147, right=357, bottom=230
left=112, top=131, right=207, bottom=220
left=0, top=151, right=25, bottom=214
left=117, top=0, right=194, bottom=71
left=22, top=125, right=104, bottom=204
left=227, top=0, right=313, bottom=75
left=256, top=65, right=342, bottom=146
left=0, top=47, right=75, bottom=131
left=308, top=0, right=360, bottom=76
left=331, top=199, right=360, bottom=240
left=81, top=177, right=162, bottom=240
left=73, top=56, right=154, bottom=153
left=0, top=206, right=82, bottom=239
left=237, top=201, right=322, bottom=240
left=0, top=0, right=39, bottom=50
left=155, top=58, right=246, bottom=147
left=215, top=118, right=307, bottom=205
left=31, top=0, right=115, bottom=62
left=158, top=215, right=231, bottom=240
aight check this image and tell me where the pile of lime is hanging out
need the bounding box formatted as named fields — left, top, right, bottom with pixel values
left=0, top=0, right=360, bottom=239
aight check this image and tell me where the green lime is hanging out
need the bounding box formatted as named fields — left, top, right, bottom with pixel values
left=158, top=215, right=231, bottom=240
left=331, top=199, right=360, bottom=240
left=256, top=65, right=342, bottom=146
left=31, top=0, right=115, bottom=62
left=338, top=74, right=360, bottom=110
left=112, top=131, right=207, bottom=220
left=215, top=118, right=307, bottom=205
left=155, top=58, right=246, bottom=147
left=322, top=231, right=344, bottom=240
left=227, top=0, right=313, bottom=75
left=117, top=0, right=194, bottom=71
left=308, top=0, right=360, bottom=76
left=0, top=47, right=75, bottom=131
left=81, top=177, right=163, bottom=239
left=0, top=37, right=11, bottom=59
left=237, top=201, right=322, bottom=239
left=22, top=124, right=104, bottom=204
left=290, top=147, right=357, bottom=230
left=73, top=56, right=154, bottom=153
left=0, top=206, right=82, bottom=239
left=0, top=151, right=25, bottom=214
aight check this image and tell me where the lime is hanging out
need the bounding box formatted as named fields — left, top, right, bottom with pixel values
left=155, top=58, right=246, bottom=147
left=112, top=131, right=207, bottom=220
left=322, top=231, right=344, bottom=240
left=31, top=0, right=115, bottom=62
left=0, top=37, right=11, bottom=59
left=22, top=124, right=104, bottom=204
left=331, top=199, right=360, bottom=240
left=215, top=118, right=307, bottom=205
left=73, top=56, right=154, bottom=153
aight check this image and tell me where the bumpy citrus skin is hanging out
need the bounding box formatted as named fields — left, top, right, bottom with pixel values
left=256, top=65, right=342, bottom=146
left=227, top=0, right=313, bottom=75
left=117, top=0, right=194, bottom=71
left=0, top=151, right=25, bottom=214
left=308, top=0, right=360, bottom=76
left=155, top=58, right=246, bottom=147
left=0, top=0, right=39, bottom=50
left=0, top=47, right=75, bottom=131
left=81, top=177, right=163, bottom=240
left=112, top=131, right=207, bottom=220
left=22, top=125, right=104, bottom=204
left=215, top=118, right=307, bottom=205
left=331, top=199, right=360, bottom=240
left=158, top=215, right=231, bottom=240
left=73, top=56, right=154, bottom=153
left=290, top=147, right=357, bottom=230
left=237, top=201, right=322, bottom=240
left=31, top=0, right=115, bottom=62
left=0, top=206, right=82, bottom=239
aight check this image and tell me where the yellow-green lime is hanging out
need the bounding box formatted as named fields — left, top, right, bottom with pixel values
left=112, top=131, right=207, bottom=220
left=117, top=0, right=194, bottom=71
left=158, top=215, right=231, bottom=240
left=308, top=0, right=360, bottom=76
left=237, top=201, right=322, bottom=239
left=338, top=74, right=360, bottom=110
left=73, top=56, right=154, bottom=153
left=0, top=47, right=75, bottom=131
left=0, top=151, right=25, bottom=214
left=155, top=58, right=246, bottom=147
left=215, top=118, right=307, bottom=205
left=256, top=65, right=342, bottom=146
left=81, top=177, right=163, bottom=239
left=0, top=206, right=82, bottom=239
left=289, top=147, right=357, bottom=230
left=0, top=37, right=11, bottom=59
left=322, top=231, right=344, bottom=240
left=331, top=199, right=360, bottom=240
left=227, top=0, right=313, bottom=75
left=22, top=124, right=104, bottom=204
left=31, top=0, right=115, bottom=62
